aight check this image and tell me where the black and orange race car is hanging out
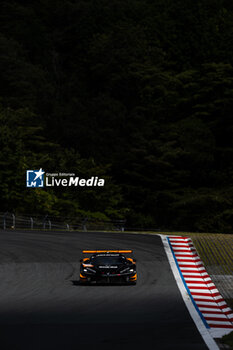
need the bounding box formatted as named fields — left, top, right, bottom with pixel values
left=79, top=250, right=137, bottom=284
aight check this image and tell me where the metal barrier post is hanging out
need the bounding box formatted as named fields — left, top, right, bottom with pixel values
left=82, top=217, right=88, bottom=232
left=3, top=212, right=8, bottom=230
left=119, top=219, right=126, bottom=232
left=30, top=217, right=33, bottom=230
left=42, top=215, right=48, bottom=230
left=48, top=220, right=51, bottom=230
left=66, top=224, right=70, bottom=231
left=12, top=214, right=15, bottom=229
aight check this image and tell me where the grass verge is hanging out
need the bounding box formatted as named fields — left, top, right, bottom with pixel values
left=221, top=332, right=233, bottom=349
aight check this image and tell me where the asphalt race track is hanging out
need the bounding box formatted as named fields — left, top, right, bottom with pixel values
left=0, top=230, right=208, bottom=350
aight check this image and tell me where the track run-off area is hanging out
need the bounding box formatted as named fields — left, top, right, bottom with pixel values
left=0, top=230, right=212, bottom=350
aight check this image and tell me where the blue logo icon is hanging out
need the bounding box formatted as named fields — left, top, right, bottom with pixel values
left=26, top=169, right=45, bottom=187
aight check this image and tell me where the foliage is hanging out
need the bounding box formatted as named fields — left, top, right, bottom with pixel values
left=0, top=0, right=233, bottom=231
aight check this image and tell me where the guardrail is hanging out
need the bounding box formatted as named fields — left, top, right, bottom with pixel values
left=0, top=212, right=126, bottom=232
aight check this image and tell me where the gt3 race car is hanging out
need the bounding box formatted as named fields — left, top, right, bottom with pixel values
left=79, top=250, right=137, bottom=284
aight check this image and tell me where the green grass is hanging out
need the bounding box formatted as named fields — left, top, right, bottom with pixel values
left=221, top=331, right=233, bottom=349
left=154, top=231, right=233, bottom=275
left=191, top=234, right=233, bottom=275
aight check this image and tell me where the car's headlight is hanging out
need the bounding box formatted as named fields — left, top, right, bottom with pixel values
left=83, top=267, right=96, bottom=273
left=120, top=267, right=134, bottom=273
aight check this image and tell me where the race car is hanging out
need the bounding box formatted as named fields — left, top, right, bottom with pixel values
left=79, top=250, right=137, bottom=284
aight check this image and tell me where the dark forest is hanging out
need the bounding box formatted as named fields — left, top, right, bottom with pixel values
left=1, top=0, right=233, bottom=232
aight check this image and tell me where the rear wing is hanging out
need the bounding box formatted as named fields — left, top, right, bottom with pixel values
left=82, top=250, right=133, bottom=254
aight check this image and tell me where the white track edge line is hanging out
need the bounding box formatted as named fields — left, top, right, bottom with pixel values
left=159, top=234, right=219, bottom=350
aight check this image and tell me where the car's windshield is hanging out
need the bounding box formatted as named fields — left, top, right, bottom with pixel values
left=91, top=255, right=125, bottom=265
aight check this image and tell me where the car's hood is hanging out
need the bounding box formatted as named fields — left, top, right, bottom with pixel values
left=95, top=264, right=126, bottom=273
